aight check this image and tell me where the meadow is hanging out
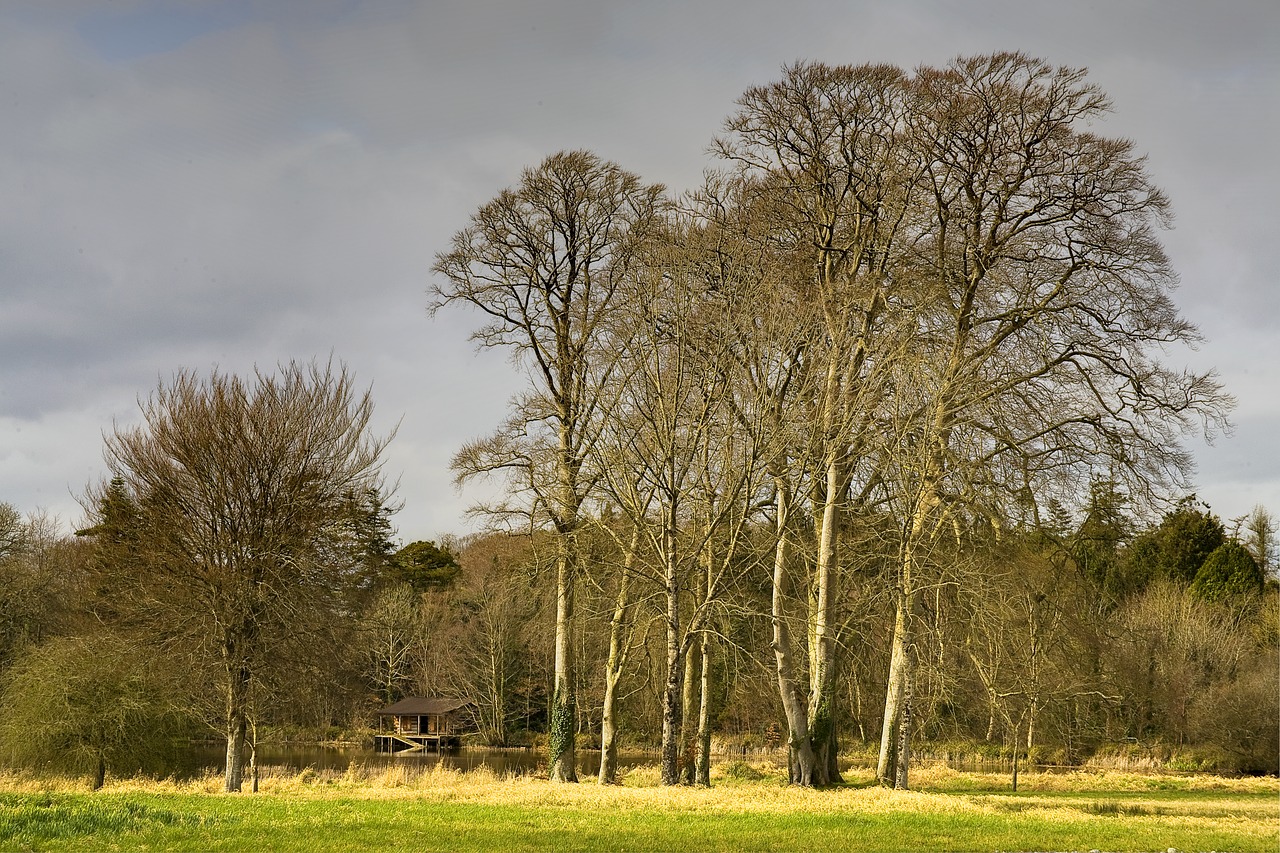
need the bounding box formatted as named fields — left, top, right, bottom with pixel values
left=1, top=761, right=1276, bottom=852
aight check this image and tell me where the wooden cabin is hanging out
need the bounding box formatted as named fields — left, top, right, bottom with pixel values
left=374, top=697, right=468, bottom=753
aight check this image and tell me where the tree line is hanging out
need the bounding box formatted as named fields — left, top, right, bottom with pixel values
left=1, top=53, right=1275, bottom=793
left=1, top=484, right=1275, bottom=791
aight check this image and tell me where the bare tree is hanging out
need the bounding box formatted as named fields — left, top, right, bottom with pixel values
left=445, top=536, right=540, bottom=747
left=591, top=228, right=758, bottom=785
left=411, top=57, right=1240, bottom=789
left=86, top=361, right=390, bottom=792
left=874, top=53, right=1230, bottom=788
left=359, top=583, right=427, bottom=706
left=432, top=150, right=666, bottom=781
left=714, top=61, right=919, bottom=785
left=1240, top=505, right=1278, bottom=579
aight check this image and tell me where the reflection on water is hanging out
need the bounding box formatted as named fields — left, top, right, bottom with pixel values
left=173, top=745, right=1204, bottom=782
left=176, top=743, right=656, bottom=781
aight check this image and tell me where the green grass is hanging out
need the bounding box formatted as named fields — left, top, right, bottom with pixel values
left=1, top=765, right=1276, bottom=852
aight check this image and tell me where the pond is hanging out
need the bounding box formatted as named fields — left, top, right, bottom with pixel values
left=175, top=743, right=658, bottom=781
left=174, top=743, right=1074, bottom=782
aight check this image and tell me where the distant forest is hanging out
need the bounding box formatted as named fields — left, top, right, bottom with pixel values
left=1, top=54, right=1276, bottom=793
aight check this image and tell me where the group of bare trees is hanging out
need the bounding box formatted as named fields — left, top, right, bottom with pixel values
left=433, top=53, right=1236, bottom=788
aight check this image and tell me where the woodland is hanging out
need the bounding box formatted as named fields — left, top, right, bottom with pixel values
left=0, top=54, right=1276, bottom=794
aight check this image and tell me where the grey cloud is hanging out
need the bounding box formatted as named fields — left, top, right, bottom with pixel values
left=1, top=0, right=1276, bottom=540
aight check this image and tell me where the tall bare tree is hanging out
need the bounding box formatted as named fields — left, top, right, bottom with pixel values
left=578, top=195, right=772, bottom=786
left=714, top=61, right=919, bottom=785
left=432, top=150, right=666, bottom=780
left=86, top=361, right=390, bottom=792
left=874, top=53, right=1230, bottom=788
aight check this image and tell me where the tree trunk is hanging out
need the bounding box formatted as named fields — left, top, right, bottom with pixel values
left=850, top=673, right=867, bottom=743
left=598, top=541, right=634, bottom=785
left=250, top=716, right=259, bottom=794
left=598, top=664, right=622, bottom=784
left=92, top=754, right=106, bottom=791
left=695, top=631, right=713, bottom=787
left=808, top=674, right=839, bottom=786
left=548, top=542, right=577, bottom=782
left=659, top=630, right=684, bottom=785
left=682, top=547, right=713, bottom=786
left=893, top=665, right=913, bottom=790
left=769, top=478, right=816, bottom=785
left=877, top=590, right=916, bottom=786
left=659, top=525, right=685, bottom=785
left=1027, top=701, right=1037, bottom=757
left=678, top=637, right=698, bottom=785
left=807, top=457, right=843, bottom=786
left=224, top=662, right=250, bottom=793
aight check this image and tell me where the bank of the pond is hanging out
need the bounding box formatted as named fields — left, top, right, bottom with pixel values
left=2, top=765, right=1276, bottom=853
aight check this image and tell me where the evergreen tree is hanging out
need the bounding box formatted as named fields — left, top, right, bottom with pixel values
left=1190, top=541, right=1264, bottom=602
left=394, top=540, right=462, bottom=591
left=1073, top=479, right=1132, bottom=601
left=1125, top=497, right=1225, bottom=587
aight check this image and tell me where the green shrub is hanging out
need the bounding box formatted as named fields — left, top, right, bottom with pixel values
left=719, top=760, right=766, bottom=781
left=0, top=633, right=194, bottom=789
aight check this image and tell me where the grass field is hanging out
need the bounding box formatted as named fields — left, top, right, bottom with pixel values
left=2, top=761, right=1276, bottom=852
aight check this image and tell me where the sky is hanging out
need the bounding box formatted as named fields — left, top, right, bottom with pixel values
left=1, top=0, right=1276, bottom=544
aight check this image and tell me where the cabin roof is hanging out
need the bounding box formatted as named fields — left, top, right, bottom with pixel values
left=377, top=696, right=469, bottom=717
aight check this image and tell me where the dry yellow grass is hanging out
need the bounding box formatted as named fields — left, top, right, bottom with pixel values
left=4, top=760, right=1275, bottom=818
left=905, top=760, right=1280, bottom=794
left=6, top=759, right=1275, bottom=792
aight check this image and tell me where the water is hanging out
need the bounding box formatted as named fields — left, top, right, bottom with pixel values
left=174, top=744, right=1227, bottom=782
left=175, top=743, right=657, bottom=781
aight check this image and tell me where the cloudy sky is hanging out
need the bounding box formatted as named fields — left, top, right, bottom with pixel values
left=2, top=0, right=1276, bottom=543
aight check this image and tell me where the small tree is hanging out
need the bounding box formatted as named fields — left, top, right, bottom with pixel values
left=85, top=361, right=391, bottom=792
left=1240, top=505, right=1277, bottom=580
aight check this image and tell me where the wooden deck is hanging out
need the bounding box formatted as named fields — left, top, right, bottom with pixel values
left=374, top=732, right=462, bottom=753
